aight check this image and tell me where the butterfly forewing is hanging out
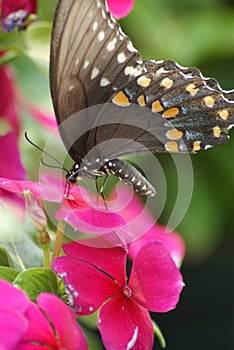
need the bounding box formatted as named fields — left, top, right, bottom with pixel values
left=51, top=0, right=142, bottom=124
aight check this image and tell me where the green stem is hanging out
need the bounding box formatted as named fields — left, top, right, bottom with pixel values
left=52, top=220, right=66, bottom=261
left=12, top=243, right=26, bottom=271
left=38, top=230, right=51, bottom=268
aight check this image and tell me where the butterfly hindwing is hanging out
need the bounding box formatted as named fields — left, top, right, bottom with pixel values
left=50, top=0, right=234, bottom=163
left=111, top=59, right=234, bottom=153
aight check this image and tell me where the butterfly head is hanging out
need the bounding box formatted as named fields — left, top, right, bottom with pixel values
left=66, top=163, right=80, bottom=184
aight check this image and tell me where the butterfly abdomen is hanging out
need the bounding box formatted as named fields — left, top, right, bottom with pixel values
left=103, top=158, right=156, bottom=196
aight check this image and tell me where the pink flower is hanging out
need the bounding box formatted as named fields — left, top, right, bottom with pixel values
left=0, top=132, right=26, bottom=209
left=27, top=104, right=57, bottom=130
left=0, top=56, right=56, bottom=133
left=0, top=280, right=88, bottom=349
left=1, top=0, right=37, bottom=31
left=107, top=0, right=135, bottom=19
left=111, top=186, right=185, bottom=266
left=53, top=240, right=184, bottom=350
left=0, top=176, right=131, bottom=242
left=0, top=63, right=20, bottom=134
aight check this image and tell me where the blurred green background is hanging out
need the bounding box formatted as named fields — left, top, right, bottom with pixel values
left=1, top=0, right=234, bottom=348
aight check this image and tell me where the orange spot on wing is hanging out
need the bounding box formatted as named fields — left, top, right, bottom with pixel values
left=112, top=91, right=130, bottom=106
left=152, top=100, right=163, bottom=112
left=162, top=107, right=179, bottom=118
left=166, top=128, right=183, bottom=140
left=137, top=95, right=146, bottom=106
left=165, top=141, right=179, bottom=152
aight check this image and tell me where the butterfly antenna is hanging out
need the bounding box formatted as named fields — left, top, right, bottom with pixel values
left=24, top=132, right=68, bottom=172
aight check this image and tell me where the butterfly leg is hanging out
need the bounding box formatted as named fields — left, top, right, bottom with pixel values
left=95, top=174, right=109, bottom=210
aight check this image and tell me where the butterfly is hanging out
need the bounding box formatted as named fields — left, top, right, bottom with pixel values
left=50, top=0, right=234, bottom=197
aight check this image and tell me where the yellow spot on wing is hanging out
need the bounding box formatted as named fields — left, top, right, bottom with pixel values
left=160, top=77, right=173, bottom=89
left=165, top=141, right=179, bottom=152
left=112, top=91, right=130, bottom=106
left=137, top=75, right=151, bottom=87
left=152, top=100, right=163, bottom=112
left=185, top=83, right=199, bottom=96
left=192, top=141, right=201, bottom=152
left=204, top=96, right=215, bottom=108
left=166, top=128, right=183, bottom=140
left=213, top=126, right=221, bottom=138
left=162, top=107, right=179, bottom=118
left=137, top=95, right=146, bottom=106
left=218, top=109, right=229, bottom=120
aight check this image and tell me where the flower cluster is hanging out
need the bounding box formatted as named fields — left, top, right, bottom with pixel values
left=1, top=0, right=37, bottom=31
left=0, top=174, right=185, bottom=349
left=0, top=280, right=87, bottom=349
left=53, top=238, right=183, bottom=350
left=0, top=1, right=185, bottom=350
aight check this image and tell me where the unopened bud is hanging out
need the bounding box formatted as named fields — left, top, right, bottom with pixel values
left=24, top=190, right=47, bottom=233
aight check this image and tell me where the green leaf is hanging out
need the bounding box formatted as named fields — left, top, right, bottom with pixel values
left=13, top=268, right=58, bottom=302
left=152, top=320, right=166, bottom=348
left=0, top=247, right=13, bottom=267
left=0, top=49, right=20, bottom=66
left=0, top=267, right=19, bottom=282
left=80, top=312, right=99, bottom=330
left=0, top=30, right=27, bottom=53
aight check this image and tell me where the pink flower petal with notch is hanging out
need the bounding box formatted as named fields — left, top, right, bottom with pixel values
left=107, top=0, right=134, bottom=18
left=98, top=295, right=154, bottom=350
left=129, top=241, right=184, bottom=312
left=52, top=255, right=121, bottom=315
left=37, top=293, right=88, bottom=350
left=63, top=241, right=127, bottom=285
left=20, top=302, right=58, bottom=348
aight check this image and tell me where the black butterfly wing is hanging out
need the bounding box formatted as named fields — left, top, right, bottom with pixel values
left=50, top=0, right=146, bottom=160
left=108, top=59, right=234, bottom=154
left=50, top=0, right=234, bottom=165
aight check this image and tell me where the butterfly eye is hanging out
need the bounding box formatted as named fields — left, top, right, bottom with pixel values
left=50, top=0, right=234, bottom=197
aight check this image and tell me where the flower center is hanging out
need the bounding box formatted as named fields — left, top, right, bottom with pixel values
left=122, top=285, right=132, bottom=298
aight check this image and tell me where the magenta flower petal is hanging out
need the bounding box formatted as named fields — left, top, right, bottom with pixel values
left=0, top=281, right=29, bottom=348
left=0, top=280, right=30, bottom=313
left=63, top=241, right=127, bottom=284
left=0, top=309, right=28, bottom=349
left=53, top=255, right=120, bottom=315
left=27, top=105, right=57, bottom=130
left=1, top=0, right=37, bottom=31
left=0, top=177, right=64, bottom=202
left=0, top=66, right=20, bottom=134
left=37, top=293, right=88, bottom=350
left=21, top=301, right=58, bottom=348
left=129, top=225, right=185, bottom=268
left=107, top=0, right=134, bottom=18
left=56, top=199, right=130, bottom=235
left=0, top=132, right=26, bottom=180
left=129, top=241, right=184, bottom=312
left=99, top=295, right=154, bottom=350
left=111, top=186, right=185, bottom=266
left=0, top=133, right=26, bottom=208
left=1, top=0, right=37, bottom=18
